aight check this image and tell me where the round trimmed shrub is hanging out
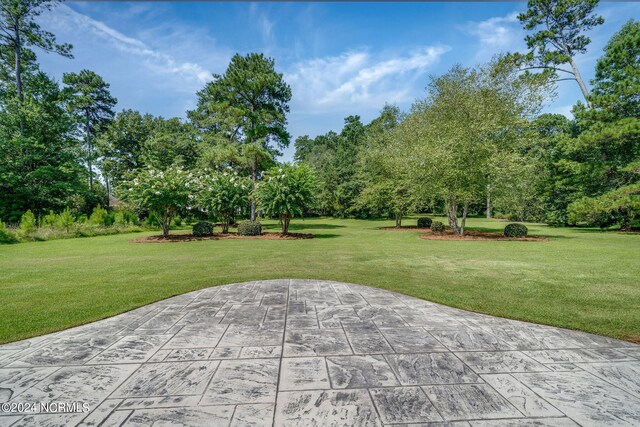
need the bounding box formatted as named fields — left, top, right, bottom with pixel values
left=431, top=221, right=445, bottom=233
left=237, top=220, right=262, bottom=236
left=417, top=217, right=432, bottom=228
left=192, top=221, right=213, bottom=237
left=504, top=223, right=528, bottom=238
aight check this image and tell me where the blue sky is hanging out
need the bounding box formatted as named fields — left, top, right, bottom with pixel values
left=37, top=1, right=640, bottom=160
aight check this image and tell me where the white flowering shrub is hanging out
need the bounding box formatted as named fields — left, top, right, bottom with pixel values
left=121, top=166, right=196, bottom=237
left=255, top=164, right=316, bottom=233
left=199, top=169, right=249, bottom=233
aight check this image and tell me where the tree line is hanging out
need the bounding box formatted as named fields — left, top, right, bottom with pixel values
left=0, top=0, right=294, bottom=225
left=294, top=0, right=640, bottom=232
left=1, top=0, right=638, bottom=234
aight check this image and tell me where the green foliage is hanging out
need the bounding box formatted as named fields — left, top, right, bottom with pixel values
left=0, top=220, right=17, bottom=244
left=121, top=165, right=196, bottom=237
left=237, top=220, right=262, bottom=236
left=255, top=164, right=316, bottom=233
left=189, top=52, right=292, bottom=150
left=431, top=221, right=445, bottom=233
left=0, top=0, right=72, bottom=107
left=89, top=206, right=111, bottom=226
left=97, top=109, right=156, bottom=188
left=192, top=221, right=213, bottom=237
left=41, top=210, right=58, bottom=228
left=173, top=215, right=183, bottom=227
left=504, top=223, right=529, bottom=238
left=548, top=21, right=640, bottom=229
left=354, top=106, right=413, bottom=225
left=142, top=118, right=200, bottom=170
left=515, top=0, right=604, bottom=105
left=0, top=70, right=86, bottom=222
left=199, top=169, right=248, bottom=233
left=145, top=212, right=158, bottom=227
left=19, top=210, right=37, bottom=236
left=568, top=184, right=640, bottom=229
left=189, top=52, right=292, bottom=221
left=63, top=69, right=117, bottom=189
left=390, top=62, right=546, bottom=235
left=295, top=115, right=369, bottom=217
left=591, top=20, right=640, bottom=118
left=113, top=209, right=137, bottom=227
left=58, top=208, right=75, bottom=233
left=417, top=217, right=432, bottom=228
left=518, top=0, right=603, bottom=63
left=0, top=207, right=141, bottom=243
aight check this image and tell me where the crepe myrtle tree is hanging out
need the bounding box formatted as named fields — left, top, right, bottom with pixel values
left=255, top=164, right=316, bottom=234
left=121, top=165, right=195, bottom=237
left=199, top=169, right=249, bottom=233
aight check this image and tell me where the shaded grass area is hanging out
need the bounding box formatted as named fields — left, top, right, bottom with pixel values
left=0, top=217, right=638, bottom=343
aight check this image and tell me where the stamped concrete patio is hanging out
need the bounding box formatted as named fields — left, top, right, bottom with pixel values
left=0, top=279, right=639, bottom=426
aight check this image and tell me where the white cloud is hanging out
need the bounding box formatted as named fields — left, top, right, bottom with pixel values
left=249, top=3, right=276, bottom=51
left=286, top=45, right=450, bottom=113
left=462, top=12, right=525, bottom=61
left=45, top=5, right=212, bottom=87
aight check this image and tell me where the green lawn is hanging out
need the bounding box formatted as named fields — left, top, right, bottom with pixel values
left=1, top=217, right=639, bottom=344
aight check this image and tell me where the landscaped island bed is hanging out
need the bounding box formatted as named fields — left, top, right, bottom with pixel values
left=130, top=232, right=314, bottom=243
left=382, top=226, right=549, bottom=241
left=0, top=216, right=638, bottom=344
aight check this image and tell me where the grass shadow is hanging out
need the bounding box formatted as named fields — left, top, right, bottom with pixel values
left=288, top=223, right=346, bottom=230
left=570, top=228, right=640, bottom=235
left=313, top=233, right=340, bottom=239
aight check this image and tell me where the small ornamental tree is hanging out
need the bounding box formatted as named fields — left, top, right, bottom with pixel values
left=199, top=169, right=249, bottom=233
left=121, top=166, right=195, bottom=237
left=255, top=164, right=316, bottom=234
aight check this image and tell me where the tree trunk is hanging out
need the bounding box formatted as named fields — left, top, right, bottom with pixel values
left=460, top=201, right=469, bottom=237
left=105, top=177, right=110, bottom=206
left=395, top=211, right=402, bottom=228
left=14, top=26, right=24, bottom=135
left=161, top=209, right=172, bottom=237
left=448, top=194, right=459, bottom=235
left=222, top=212, right=230, bottom=234
left=620, top=214, right=630, bottom=232
left=486, top=184, right=492, bottom=219
left=86, top=111, right=93, bottom=189
left=568, top=57, right=591, bottom=108
left=282, top=214, right=290, bottom=234
left=250, top=161, right=257, bottom=221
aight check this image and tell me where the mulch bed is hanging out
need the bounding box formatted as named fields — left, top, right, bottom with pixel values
left=130, top=232, right=314, bottom=243
left=381, top=226, right=547, bottom=241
